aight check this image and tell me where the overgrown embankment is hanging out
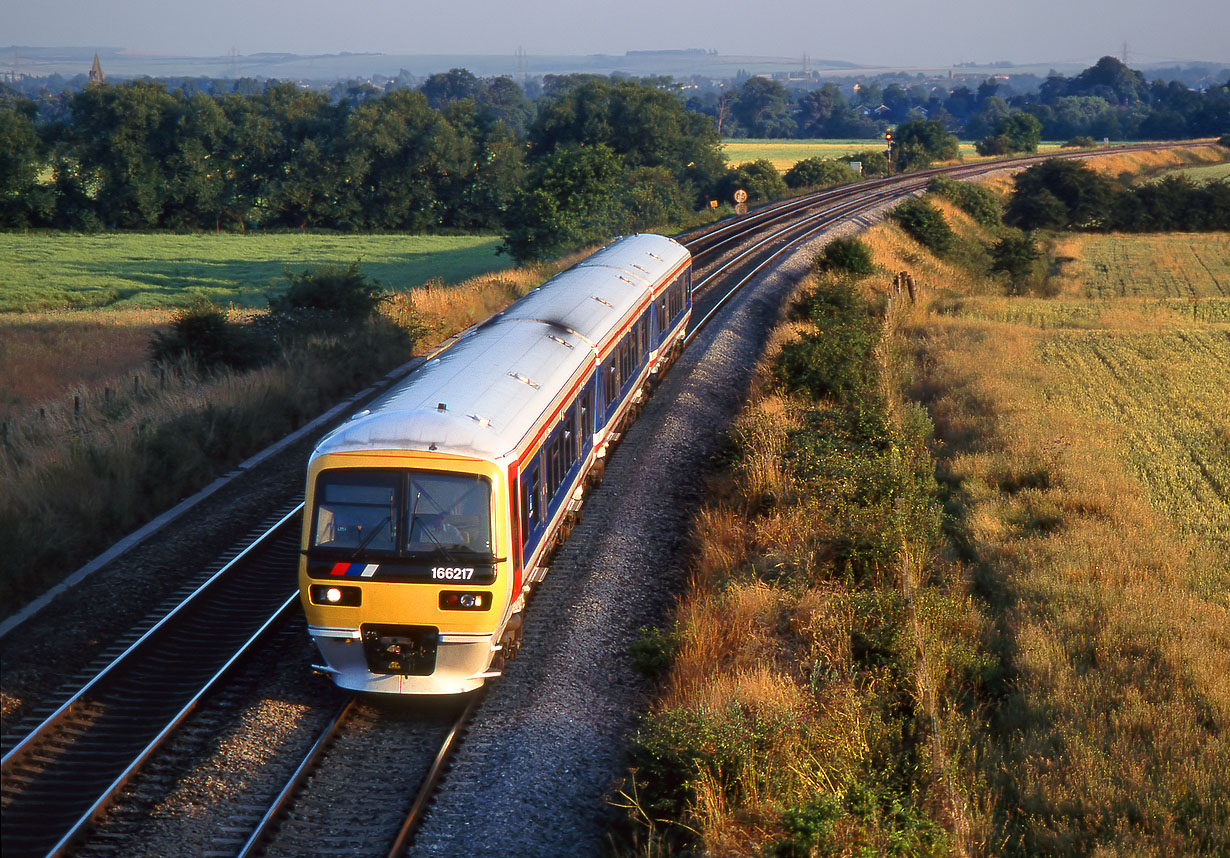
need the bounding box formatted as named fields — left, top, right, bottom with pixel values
left=617, top=239, right=986, bottom=856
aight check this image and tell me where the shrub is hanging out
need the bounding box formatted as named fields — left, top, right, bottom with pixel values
left=716, top=158, right=788, bottom=205
left=148, top=302, right=270, bottom=373
left=927, top=176, right=1001, bottom=228
left=268, top=261, right=385, bottom=328
left=890, top=197, right=955, bottom=255
left=1062, top=135, right=1097, bottom=148
left=1004, top=159, right=1118, bottom=230
left=784, top=157, right=859, bottom=190
left=815, top=236, right=875, bottom=276
left=975, top=135, right=1011, bottom=157
left=776, top=281, right=880, bottom=407
left=840, top=150, right=889, bottom=178
left=630, top=625, right=680, bottom=680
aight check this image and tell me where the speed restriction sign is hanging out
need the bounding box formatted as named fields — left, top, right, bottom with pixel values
left=733, top=188, right=748, bottom=204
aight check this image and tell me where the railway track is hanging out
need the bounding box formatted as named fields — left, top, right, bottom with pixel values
left=1, top=143, right=1209, bottom=858
left=0, top=507, right=303, bottom=858
left=232, top=694, right=476, bottom=858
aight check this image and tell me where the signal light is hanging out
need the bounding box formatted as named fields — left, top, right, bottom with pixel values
left=885, top=130, right=893, bottom=142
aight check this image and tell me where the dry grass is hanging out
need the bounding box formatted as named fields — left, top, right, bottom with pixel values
left=0, top=309, right=173, bottom=419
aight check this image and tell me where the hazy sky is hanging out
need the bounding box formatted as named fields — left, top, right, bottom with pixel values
left=3, top=0, right=1227, bottom=68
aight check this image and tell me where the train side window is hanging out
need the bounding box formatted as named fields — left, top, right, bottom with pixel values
left=564, top=410, right=577, bottom=465
left=581, top=386, right=593, bottom=438
left=522, top=463, right=541, bottom=545
left=606, top=362, right=618, bottom=407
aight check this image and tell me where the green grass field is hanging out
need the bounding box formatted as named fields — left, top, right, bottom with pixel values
left=0, top=233, right=506, bottom=313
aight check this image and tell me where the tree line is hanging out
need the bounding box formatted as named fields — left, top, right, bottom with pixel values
left=1, top=73, right=739, bottom=260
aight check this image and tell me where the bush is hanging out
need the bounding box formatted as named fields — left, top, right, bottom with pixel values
left=776, top=280, right=880, bottom=407
left=1004, top=159, right=1118, bottom=230
left=928, top=176, right=1001, bottom=228
left=975, top=135, right=1011, bottom=156
left=816, top=236, right=876, bottom=276
left=148, top=302, right=271, bottom=373
left=840, top=150, right=889, bottom=178
left=784, top=157, right=859, bottom=190
left=890, top=197, right=955, bottom=255
left=1062, top=135, right=1097, bottom=148
left=630, top=625, right=680, bottom=680
left=268, top=261, right=385, bottom=327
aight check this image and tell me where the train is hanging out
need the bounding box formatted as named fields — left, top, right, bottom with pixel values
left=298, top=234, right=693, bottom=694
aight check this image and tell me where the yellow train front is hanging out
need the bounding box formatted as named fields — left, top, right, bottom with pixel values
left=299, top=234, right=692, bottom=694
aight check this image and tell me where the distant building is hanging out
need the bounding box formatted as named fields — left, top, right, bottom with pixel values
left=89, top=52, right=104, bottom=86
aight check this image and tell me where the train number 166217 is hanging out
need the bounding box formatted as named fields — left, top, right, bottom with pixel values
left=431, top=566, right=476, bottom=580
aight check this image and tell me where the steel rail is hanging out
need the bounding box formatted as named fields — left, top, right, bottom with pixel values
left=234, top=697, right=359, bottom=858
left=1, top=503, right=303, bottom=769
left=37, top=592, right=301, bottom=858
left=384, top=692, right=482, bottom=858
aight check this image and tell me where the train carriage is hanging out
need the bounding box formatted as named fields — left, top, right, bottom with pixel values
left=299, top=234, right=692, bottom=694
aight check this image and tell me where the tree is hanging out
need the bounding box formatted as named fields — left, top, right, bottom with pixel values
left=892, top=119, right=959, bottom=171
left=0, top=100, right=48, bottom=227
left=731, top=77, right=796, bottom=138
left=1005, top=159, right=1118, bottom=230
left=420, top=68, right=483, bottom=110
left=990, top=232, right=1041, bottom=294
left=999, top=112, right=1043, bottom=152
left=501, top=143, right=625, bottom=262
left=67, top=80, right=179, bottom=228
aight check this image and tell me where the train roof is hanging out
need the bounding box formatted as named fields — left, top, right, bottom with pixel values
left=312, top=234, right=689, bottom=463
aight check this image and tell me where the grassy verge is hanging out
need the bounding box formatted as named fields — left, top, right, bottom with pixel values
left=617, top=253, right=986, bottom=855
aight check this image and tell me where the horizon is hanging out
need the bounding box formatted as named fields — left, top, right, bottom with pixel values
left=3, top=0, right=1228, bottom=71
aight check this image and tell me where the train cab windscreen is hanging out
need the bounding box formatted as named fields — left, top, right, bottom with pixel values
left=312, top=470, right=493, bottom=558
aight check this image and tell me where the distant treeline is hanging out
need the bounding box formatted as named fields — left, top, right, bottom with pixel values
left=691, top=56, right=1229, bottom=141
left=0, top=72, right=728, bottom=260
left=1005, top=159, right=1230, bottom=233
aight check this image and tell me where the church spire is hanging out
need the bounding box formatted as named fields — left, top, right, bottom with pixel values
left=89, top=52, right=105, bottom=87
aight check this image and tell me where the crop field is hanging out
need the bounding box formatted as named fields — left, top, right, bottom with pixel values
left=902, top=225, right=1230, bottom=854
left=721, top=138, right=886, bottom=169
left=0, top=233, right=509, bottom=416
left=1155, top=160, right=1230, bottom=184
left=1048, top=232, right=1230, bottom=299
left=0, top=233, right=505, bottom=313
left=721, top=138, right=1064, bottom=170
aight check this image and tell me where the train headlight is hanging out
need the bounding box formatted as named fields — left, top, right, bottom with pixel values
left=439, top=591, right=490, bottom=611
left=310, top=584, right=361, bottom=607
